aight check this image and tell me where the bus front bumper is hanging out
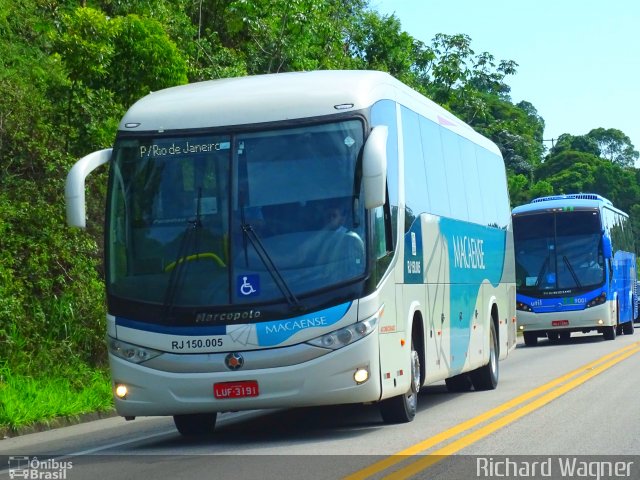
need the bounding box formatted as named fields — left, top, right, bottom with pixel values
left=517, top=302, right=613, bottom=334
left=109, top=330, right=382, bottom=417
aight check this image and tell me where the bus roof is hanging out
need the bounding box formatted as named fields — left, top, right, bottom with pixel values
left=512, top=193, right=627, bottom=217
left=118, top=70, right=500, bottom=155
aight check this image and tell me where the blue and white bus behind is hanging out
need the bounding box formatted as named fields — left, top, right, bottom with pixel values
left=512, top=194, right=636, bottom=346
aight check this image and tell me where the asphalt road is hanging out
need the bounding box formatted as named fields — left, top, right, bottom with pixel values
left=1, top=331, right=639, bottom=480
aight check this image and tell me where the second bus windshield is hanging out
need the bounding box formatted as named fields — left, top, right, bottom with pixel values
left=514, top=210, right=605, bottom=295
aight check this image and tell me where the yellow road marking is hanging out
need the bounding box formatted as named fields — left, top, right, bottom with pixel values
left=344, top=341, right=640, bottom=480
left=384, top=345, right=640, bottom=479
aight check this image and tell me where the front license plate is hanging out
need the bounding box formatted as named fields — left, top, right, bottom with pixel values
left=552, top=320, right=569, bottom=327
left=214, top=380, right=259, bottom=399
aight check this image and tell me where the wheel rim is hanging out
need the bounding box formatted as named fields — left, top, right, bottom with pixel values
left=403, top=349, right=419, bottom=415
left=489, top=328, right=497, bottom=377
left=410, top=349, right=420, bottom=394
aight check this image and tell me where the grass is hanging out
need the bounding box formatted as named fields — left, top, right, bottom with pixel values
left=0, top=287, right=113, bottom=434
left=0, top=361, right=114, bottom=432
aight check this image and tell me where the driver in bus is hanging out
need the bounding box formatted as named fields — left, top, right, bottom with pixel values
left=323, top=203, right=348, bottom=233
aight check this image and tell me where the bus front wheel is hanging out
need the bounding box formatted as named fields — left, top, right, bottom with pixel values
left=523, top=332, right=538, bottom=347
left=602, top=325, right=617, bottom=341
left=380, top=346, right=420, bottom=423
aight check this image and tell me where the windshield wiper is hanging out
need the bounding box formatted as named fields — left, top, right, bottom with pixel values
left=240, top=220, right=305, bottom=312
left=162, top=188, right=203, bottom=320
left=534, top=255, right=550, bottom=288
left=562, top=255, right=582, bottom=289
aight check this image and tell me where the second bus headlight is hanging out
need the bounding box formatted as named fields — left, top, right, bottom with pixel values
left=307, top=318, right=377, bottom=350
left=586, top=292, right=607, bottom=308
left=516, top=301, right=533, bottom=312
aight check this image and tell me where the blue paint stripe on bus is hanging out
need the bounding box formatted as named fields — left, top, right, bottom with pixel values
left=255, top=302, right=352, bottom=347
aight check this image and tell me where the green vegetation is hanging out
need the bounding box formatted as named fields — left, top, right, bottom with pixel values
left=1, top=0, right=639, bottom=432
left=1, top=363, right=112, bottom=430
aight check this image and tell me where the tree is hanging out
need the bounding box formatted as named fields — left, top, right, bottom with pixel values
left=347, top=11, right=421, bottom=84
left=225, top=0, right=365, bottom=74
left=51, top=7, right=189, bottom=154
left=0, top=0, right=108, bottom=380
left=548, top=133, right=600, bottom=157
left=110, top=14, right=189, bottom=106
left=535, top=149, right=640, bottom=209
left=52, top=7, right=116, bottom=89
left=529, top=180, right=553, bottom=199
left=468, top=52, right=518, bottom=98
left=547, top=129, right=639, bottom=168
left=535, top=150, right=600, bottom=194
left=507, top=174, right=529, bottom=207
left=586, top=127, right=639, bottom=167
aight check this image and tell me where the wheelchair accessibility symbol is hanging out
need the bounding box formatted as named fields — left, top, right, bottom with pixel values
left=237, top=275, right=260, bottom=297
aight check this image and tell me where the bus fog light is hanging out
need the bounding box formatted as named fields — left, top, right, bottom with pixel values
left=354, top=368, right=369, bottom=384
left=115, top=384, right=128, bottom=399
left=597, top=319, right=604, bottom=325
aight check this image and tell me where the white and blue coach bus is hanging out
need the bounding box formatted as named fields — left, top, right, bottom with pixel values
left=513, top=194, right=636, bottom=346
left=65, top=70, right=516, bottom=436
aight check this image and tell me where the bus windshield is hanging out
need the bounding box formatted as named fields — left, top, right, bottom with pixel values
left=514, top=210, right=605, bottom=295
left=106, top=120, right=366, bottom=309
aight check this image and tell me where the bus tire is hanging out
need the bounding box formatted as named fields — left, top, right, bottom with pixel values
left=622, top=320, right=634, bottom=335
left=470, top=321, right=499, bottom=391
left=602, top=325, right=616, bottom=341
left=173, top=413, right=217, bottom=436
left=523, top=332, right=538, bottom=347
left=380, top=346, right=420, bottom=423
left=614, top=301, right=622, bottom=336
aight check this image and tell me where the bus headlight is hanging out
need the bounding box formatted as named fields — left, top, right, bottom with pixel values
left=109, top=338, right=162, bottom=364
left=586, top=292, right=606, bottom=308
left=516, top=301, right=533, bottom=312
left=307, top=318, right=377, bottom=350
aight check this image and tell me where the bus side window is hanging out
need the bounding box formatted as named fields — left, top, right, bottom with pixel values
left=373, top=206, right=387, bottom=259
left=372, top=192, right=395, bottom=285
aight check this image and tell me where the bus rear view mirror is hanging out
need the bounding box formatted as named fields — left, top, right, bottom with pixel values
left=602, top=235, right=612, bottom=259
left=362, top=125, right=388, bottom=209
left=65, top=148, right=112, bottom=228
